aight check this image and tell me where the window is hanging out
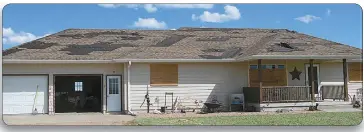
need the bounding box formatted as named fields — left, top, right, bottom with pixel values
left=249, top=64, right=285, bottom=69
left=277, top=65, right=285, bottom=69
left=349, top=62, right=363, bottom=82
left=150, top=64, right=178, bottom=86
left=109, top=78, right=119, bottom=94
left=75, top=82, right=83, bottom=91
left=250, top=65, right=258, bottom=69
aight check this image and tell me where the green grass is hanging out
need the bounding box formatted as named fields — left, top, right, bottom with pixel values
left=135, top=112, right=363, bottom=126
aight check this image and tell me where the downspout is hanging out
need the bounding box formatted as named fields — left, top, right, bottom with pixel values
left=127, top=61, right=134, bottom=115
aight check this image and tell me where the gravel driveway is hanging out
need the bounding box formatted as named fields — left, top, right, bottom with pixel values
left=3, top=113, right=136, bottom=125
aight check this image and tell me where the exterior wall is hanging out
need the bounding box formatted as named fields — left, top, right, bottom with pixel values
left=129, top=62, right=248, bottom=112
left=286, top=60, right=307, bottom=86
left=3, top=63, right=124, bottom=114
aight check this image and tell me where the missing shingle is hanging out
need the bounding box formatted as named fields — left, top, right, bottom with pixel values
left=221, top=47, right=242, bottom=58
left=117, top=36, right=144, bottom=40
left=198, top=55, right=223, bottom=59
left=60, top=42, right=122, bottom=55
left=3, top=48, right=24, bottom=56
left=267, top=42, right=303, bottom=52
left=199, top=47, right=242, bottom=59
left=196, top=36, right=230, bottom=41
left=202, top=48, right=226, bottom=53
left=58, top=31, right=141, bottom=39
left=153, top=35, right=190, bottom=47
left=278, top=42, right=294, bottom=49
left=18, top=41, right=58, bottom=49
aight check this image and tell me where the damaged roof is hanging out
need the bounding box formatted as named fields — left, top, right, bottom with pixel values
left=2, top=27, right=362, bottom=60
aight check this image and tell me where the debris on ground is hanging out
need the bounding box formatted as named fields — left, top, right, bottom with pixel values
left=153, top=109, right=162, bottom=114
left=353, top=101, right=361, bottom=108
left=275, top=108, right=293, bottom=113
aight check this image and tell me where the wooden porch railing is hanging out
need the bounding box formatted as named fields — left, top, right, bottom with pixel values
left=262, top=86, right=311, bottom=103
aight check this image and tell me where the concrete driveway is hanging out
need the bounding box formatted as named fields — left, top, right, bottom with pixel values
left=2, top=113, right=136, bottom=125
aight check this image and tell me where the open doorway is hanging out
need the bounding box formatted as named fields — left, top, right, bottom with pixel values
left=54, top=75, right=102, bottom=113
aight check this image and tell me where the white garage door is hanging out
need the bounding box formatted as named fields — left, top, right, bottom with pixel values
left=3, top=75, right=49, bottom=114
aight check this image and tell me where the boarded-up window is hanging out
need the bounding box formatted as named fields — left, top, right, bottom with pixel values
left=150, top=64, right=178, bottom=86
left=349, top=62, right=363, bottom=82
left=249, top=65, right=287, bottom=87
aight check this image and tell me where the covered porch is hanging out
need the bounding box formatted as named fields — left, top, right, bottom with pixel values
left=245, top=58, right=363, bottom=104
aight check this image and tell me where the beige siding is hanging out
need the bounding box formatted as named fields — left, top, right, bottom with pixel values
left=348, top=82, right=362, bottom=99
left=3, top=63, right=124, bottom=114
left=320, top=62, right=344, bottom=82
left=286, top=60, right=306, bottom=86
left=129, top=63, right=248, bottom=112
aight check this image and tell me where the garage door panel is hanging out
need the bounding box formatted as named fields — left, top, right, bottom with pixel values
left=3, top=93, right=46, bottom=105
left=3, top=76, right=48, bottom=114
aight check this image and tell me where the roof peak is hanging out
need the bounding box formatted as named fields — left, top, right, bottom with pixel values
left=62, top=27, right=296, bottom=32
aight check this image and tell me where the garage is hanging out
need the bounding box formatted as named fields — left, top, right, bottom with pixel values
left=3, top=75, right=49, bottom=114
left=54, top=75, right=102, bottom=113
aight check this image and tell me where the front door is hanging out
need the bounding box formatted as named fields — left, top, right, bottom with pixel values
left=305, top=64, right=320, bottom=96
left=107, top=76, right=121, bottom=112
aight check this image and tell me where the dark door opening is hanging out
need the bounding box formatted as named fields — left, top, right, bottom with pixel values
left=307, top=67, right=319, bottom=95
left=55, top=75, right=102, bottom=113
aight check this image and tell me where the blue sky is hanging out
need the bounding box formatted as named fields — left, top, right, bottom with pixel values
left=2, top=4, right=363, bottom=50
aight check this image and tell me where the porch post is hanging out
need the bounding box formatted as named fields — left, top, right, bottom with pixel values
left=258, top=59, right=263, bottom=103
left=309, top=59, right=315, bottom=102
left=343, top=59, right=349, bottom=101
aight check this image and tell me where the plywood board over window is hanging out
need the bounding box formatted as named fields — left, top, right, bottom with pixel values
left=150, top=64, right=178, bottom=86
left=348, top=62, right=363, bottom=82
left=249, top=65, right=287, bottom=87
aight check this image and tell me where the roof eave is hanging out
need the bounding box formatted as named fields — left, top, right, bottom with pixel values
left=237, top=55, right=363, bottom=61
left=3, top=59, right=237, bottom=64
left=2, top=59, right=115, bottom=64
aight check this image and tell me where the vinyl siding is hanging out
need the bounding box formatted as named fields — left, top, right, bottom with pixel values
left=129, top=63, right=248, bottom=112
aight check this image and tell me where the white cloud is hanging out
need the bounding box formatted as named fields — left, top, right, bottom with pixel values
left=133, top=18, right=167, bottom=29
left=2, top=27, right=50, bottom=45
left=295, top=15, right=321, bottom=24
left=326, top=9, right=331, bottom=16
left=3, top=27, right=15, bottom=36
left=97, top=4, right=122, bottom=8
left=191, top=5, right=241, bottom=23
left=157, top=4, right=213, bottom=9
left=144, top=4, right=158, bottom=13
left=98, top=4, right=213, bottom=13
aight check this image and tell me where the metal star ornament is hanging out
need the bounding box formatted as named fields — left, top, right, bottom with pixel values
left=289, top=67, right=302, bottom=80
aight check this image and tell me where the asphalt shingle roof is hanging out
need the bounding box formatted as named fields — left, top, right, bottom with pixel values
left=2, top=27, right=362, bottom=60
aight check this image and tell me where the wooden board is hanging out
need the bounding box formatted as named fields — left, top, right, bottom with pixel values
left=249, top=69, right=287, bottom=87
left=150, top=64, right=178, bottom=86
left=348, top=62, right=363, bottom=82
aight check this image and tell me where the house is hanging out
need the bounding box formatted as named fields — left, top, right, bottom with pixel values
left=2, top=27, right=363, bottom=115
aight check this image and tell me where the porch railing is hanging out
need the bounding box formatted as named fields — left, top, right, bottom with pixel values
left=262, top=86, right=311, bottom=103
